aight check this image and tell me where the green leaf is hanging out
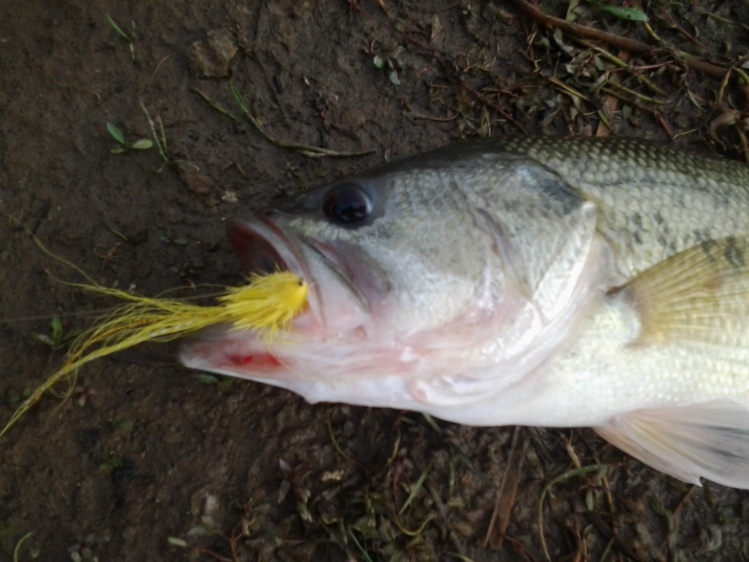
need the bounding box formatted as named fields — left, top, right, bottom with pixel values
left=600, top=6, right=648, bottom=22
left=106, top=122, right=126, bottom=144
left=110, top=145, right=127, bottom=154
left=50, top=317, right=63, bottom=343
left=194, top=374, right=219, bottom=385
left=130, top=138, right=153, bottom=150
left=167, top=537, right=189, bottom=548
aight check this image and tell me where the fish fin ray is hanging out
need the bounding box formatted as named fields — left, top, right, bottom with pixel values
left=596, top=400, right=749, bottom=488
left=619, top=235, right=749, bottom=346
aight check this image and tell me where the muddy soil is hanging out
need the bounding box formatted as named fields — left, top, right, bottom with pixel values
left=2, top=1, right=749, bottom=561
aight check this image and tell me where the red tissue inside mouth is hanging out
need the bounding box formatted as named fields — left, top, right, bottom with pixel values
left=228, top=221, right=288, bottom=276
left=225, top=353, right=281, bottom=370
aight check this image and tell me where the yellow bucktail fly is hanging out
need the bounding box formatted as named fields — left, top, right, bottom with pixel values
left=1, top=271, right=308, bottom=437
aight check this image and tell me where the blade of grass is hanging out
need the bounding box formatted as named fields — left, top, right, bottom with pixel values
left=13, top=532, right=33, bottom=562
left=192, top=88, right=239, bottom=123
left=140, top=101, right=169, bottom=166
left=105, top=14, right=132, bottom=42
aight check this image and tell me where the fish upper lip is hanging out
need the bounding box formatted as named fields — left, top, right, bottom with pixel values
left=228, top=214, right=372, bottom=332
left=228, top=214, right=325, bottom=328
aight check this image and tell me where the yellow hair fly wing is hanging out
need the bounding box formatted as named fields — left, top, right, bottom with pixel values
left=1, top=271, right=308, bottom=437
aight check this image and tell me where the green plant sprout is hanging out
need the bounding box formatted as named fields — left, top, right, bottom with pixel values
left=106, top=122, right=153, bottom=154
left=105, top=14, right=136, bottom=61
left=32, top=317, right=77, bottom=350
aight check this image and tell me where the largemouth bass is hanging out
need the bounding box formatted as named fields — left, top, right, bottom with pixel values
left=182, top=137, right=749, bottom=489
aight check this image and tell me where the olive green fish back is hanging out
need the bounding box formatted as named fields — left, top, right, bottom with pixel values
left=496, top=137, right=749, bottom=278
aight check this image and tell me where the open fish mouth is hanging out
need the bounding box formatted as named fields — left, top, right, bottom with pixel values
left=227, top=211, right=306, bottom=278
left=227, top=212, right=324, bottom=330
left=180, top=211, right=376, bottom=382
left=227, top=212, right=374, bottom=334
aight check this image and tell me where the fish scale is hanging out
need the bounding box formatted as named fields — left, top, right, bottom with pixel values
left=496, top=137, right=749, bottom=276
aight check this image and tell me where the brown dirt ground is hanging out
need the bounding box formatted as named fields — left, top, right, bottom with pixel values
left=2, top=1, right=749, bottom=561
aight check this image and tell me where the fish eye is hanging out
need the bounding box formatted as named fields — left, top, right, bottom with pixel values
left=323, top=182, right=373, bottom=225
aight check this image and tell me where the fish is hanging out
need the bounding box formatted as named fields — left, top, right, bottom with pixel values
left=181, top=136, right=749, bottom=489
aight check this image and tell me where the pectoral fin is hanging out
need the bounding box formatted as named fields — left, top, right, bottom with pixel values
left=602, top=237, right=749, bottom=487
left=617, top=235, right=749, bottom=346
left=596, top=400, right=749, bottom=488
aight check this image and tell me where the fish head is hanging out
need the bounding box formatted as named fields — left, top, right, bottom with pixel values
left=181, top=144, right=607, bottom=421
